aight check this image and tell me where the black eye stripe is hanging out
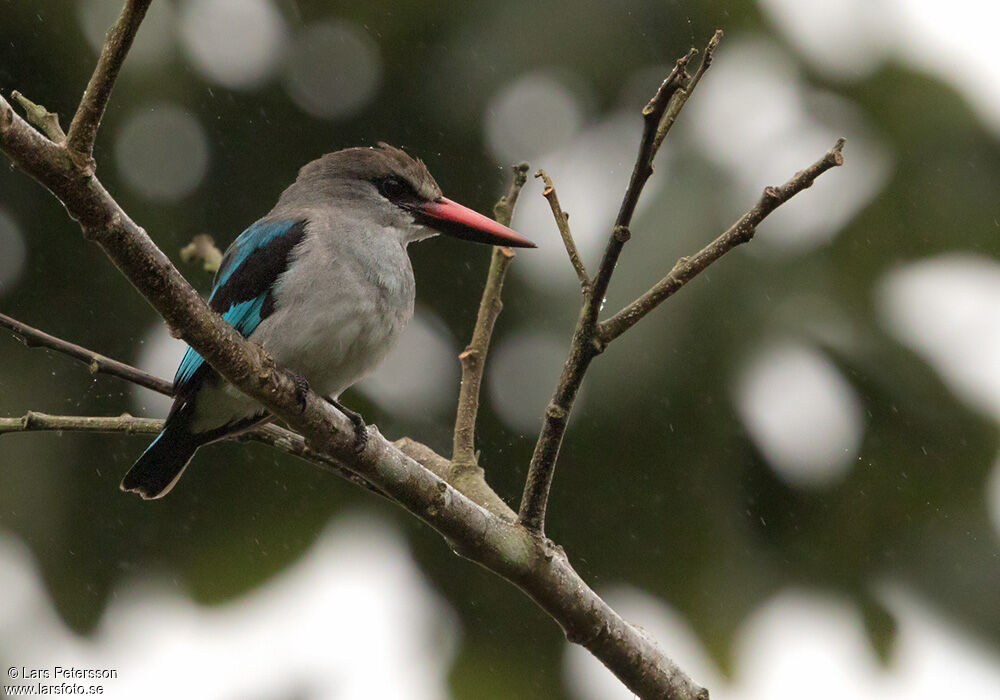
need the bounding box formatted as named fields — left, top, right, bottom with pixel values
left=373, top=175, right=424, bottom=209
left=380, top=177, right=404, bottom=197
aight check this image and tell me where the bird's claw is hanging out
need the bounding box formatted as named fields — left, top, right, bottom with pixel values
left=351, top=426, right=369, bottom=454
left=327, top=397, right=368, bottom=453
left=291, top=372, right=310, bottom=413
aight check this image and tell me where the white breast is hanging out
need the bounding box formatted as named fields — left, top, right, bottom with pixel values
left=250, top=221, right=415, bottom=399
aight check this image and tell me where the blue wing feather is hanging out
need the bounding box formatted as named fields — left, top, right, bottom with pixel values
left=214, top=219, right=298, bottom=289
left=173, top=218, right=307, bottom=392
left=174, top=346, right=205, bottom=388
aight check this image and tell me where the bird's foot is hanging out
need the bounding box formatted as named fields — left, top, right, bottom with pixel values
left=290, top=371, right=310, bottom=412
left=326, top=397, right=368, bottom=454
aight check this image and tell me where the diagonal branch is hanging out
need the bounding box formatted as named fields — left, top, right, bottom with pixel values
left=451, top=163, right=528, bottom=470
left=65, top=0, right=152, bottom=161
left=535, top=169, right=589, bottom=291
left=6, top=413, right=706, bottom=700
left=0, top=407, right=514, bottom=517
left=601, top=139, right=846, bottom=342
left=0, top=311, right=173, bottom=395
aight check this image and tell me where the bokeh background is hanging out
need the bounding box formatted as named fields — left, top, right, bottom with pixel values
left=1, top=0, right=999, bottom=698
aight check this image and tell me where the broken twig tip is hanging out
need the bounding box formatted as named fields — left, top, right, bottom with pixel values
left=830, top=138, right=847, bottom=166
left=180, top=234, right=224, bottom=273
left=10, top=90, right=66, bottom=142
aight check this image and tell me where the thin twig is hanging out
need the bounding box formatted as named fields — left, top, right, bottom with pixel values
left=0, top=312, right=173, bottom=395
left=493, top=163, right=530, bottom=226
left=601, top=138, right=846, bottom=342
left=608, top=47, right=696, bottom=246
left=10, top=91, right=66, bottom=142
left=451, top=163, right=528, bottom=470
left=534, top=169, right=589, bottom=291
left=653, top=30, right=722, bottom=154
left=518, top=36, right=718, bottom=535
left=0, top=411, right=161, bottom=435
left=0, top=410, right=389, bottom=498
left=65, top=0, right=152, bottom=161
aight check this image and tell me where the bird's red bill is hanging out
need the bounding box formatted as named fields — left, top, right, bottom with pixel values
left=418, top=197, right=536, bottom=248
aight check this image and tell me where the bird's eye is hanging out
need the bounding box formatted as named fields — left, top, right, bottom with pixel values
left=377, top=176, right=407, bottom=200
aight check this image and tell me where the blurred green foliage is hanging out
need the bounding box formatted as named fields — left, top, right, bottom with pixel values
left=1, top=1, right=999, bottom=698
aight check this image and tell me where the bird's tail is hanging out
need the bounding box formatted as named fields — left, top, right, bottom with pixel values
left=121, top=425, right=200, bottom=500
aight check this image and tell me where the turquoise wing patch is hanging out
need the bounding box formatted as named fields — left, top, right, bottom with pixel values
left=172, top=218, right=307, bottom=392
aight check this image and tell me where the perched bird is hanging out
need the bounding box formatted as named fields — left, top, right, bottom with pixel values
left=122, top=143, right=534, bottom=499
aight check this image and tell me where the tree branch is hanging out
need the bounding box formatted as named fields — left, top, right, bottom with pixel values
left=0, top=311, right=173, bottom=395
left=600, top=138, right=846, bottom=342
left=535, top=169, right=590, bottom=291
left=451, top=163, right=528, bottom=470
left=65, top=0, right=152, bottom=161
left=518, top=38, right=716, bottom=535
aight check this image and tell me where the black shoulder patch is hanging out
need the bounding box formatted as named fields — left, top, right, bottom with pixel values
left=210, top=220, right=308, bottom=319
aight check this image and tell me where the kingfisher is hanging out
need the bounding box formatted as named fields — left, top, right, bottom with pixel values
left=121, top=143, right=535, bottom=499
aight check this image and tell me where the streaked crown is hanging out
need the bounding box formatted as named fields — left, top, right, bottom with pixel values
left=296, top=142, right=442, bottom=203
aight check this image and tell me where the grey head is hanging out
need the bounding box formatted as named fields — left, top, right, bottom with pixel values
left=278, top=143, right=535, bottom=248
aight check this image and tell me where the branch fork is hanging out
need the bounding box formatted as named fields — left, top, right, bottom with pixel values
left=516, top=29, right=845, bottom=539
